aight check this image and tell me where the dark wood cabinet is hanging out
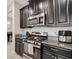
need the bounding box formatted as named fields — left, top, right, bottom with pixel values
left=15, top=38, right=23, bottom=57
left=46, top=0, right=72, bottom=26
left=29, top=0, right=38, bottom=16
left=68, top=0, right=72, bottom=25
left=43, top=50, right=52, bottom=59
left=20, top=0, right=72, bottom=27
left=29, top=0, right=44, bottom=16
left=56, top=0, right=72, bottom=26
left=20, top=5, right=29, bottom=28
left=42, top=43, right=72, bottom=59
left=46, top=0, right=56, bottom=26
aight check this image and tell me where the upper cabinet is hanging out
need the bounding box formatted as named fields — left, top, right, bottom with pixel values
left=56, top=0, right=72, bottom=26
left=29, top=0, right=45, bottom=16
left=20, top=0, right=72, bottom=28
left=46, top=0, right=72, bottom=26
left=68, top=0, right=72, bottom=25
left=46, top=0, right=56, bottom=26
left=20, top=5, right=29, bottom=28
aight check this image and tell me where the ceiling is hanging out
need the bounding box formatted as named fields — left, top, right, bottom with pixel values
left=7, top=0, right=29, bottom=7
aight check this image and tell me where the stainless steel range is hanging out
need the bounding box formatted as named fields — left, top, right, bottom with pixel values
left=33, top=36, right=47, bottom=59
left=23, top=36, right=47, bottom=59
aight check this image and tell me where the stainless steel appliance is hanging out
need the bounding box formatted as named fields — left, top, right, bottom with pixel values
left=23, top=35, right=47, bottom=59
left=33, top=36, right=47, bottom=59
left=23, top=40, right=34, bottom=59
left=27, top=12, right=46, bottom=27
left=58, top=31, right=72, bottom=43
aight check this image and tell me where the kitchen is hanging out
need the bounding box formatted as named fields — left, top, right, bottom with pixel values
left=7, top=0, right=72, bottom=59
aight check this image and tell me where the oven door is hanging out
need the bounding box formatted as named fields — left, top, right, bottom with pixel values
left=23, top=42, right=28, bottom=54
left=23, top=42, right=34, bottom=55
left=23, top=42, right=34, bottom=59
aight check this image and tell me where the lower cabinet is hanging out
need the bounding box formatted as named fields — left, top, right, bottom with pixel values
left=42, top=43, right=72, bottom=59
left=15, top=38, right=23, bottom=57
left=43, top=51, right=52, bottom=59
left=42, top=50, right=57, bottom=59
left=17, top=42, right=23, bottom=57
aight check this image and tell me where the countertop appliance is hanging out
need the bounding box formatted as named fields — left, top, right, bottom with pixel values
left=58, top=31, right=72, bottom=44
left=27, top=12, right=46, bottom=27
left=42, top=43, right=72, bottom=59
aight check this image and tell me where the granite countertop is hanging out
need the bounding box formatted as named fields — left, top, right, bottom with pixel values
left=15, top=35, right=72, bottom=50
left=42, top=40, right=72, bottom=50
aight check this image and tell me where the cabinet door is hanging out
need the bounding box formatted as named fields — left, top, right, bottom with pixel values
left=19, top=43, right=23, bottom=57
left=20, top=10, right=24, bottom=28
left=29, top=0, right=34, bottom=16
left=43, top=50, right=53, bottom=59
left=43, top=53, right=52, bottom=59
left=56, top=0, right=72, bottom=26
left=29, top=0, right=39, bottom=15
left=20, top=6, right=29, bottom=28
left=46, top=0, right=56, bottom=26
left=15, top=39, right=20, bottom=54
left=29, top=0, right=44, bottom=15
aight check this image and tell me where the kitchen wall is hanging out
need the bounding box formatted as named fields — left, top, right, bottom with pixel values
left=7, top=2, right=13, bottom=32
left=7, top=0, right=15, bottom=50
left=7, top=17, right=12, bottom=32
left=15, top=1, right=22, bottom=34
left=15, top=2, right=72, bottom=36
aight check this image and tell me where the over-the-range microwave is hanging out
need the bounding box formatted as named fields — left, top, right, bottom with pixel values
left=27, top=13, right=46, bottom=27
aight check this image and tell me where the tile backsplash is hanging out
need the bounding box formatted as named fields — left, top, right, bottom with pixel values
left=19, top=26, right=72, bottom=36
